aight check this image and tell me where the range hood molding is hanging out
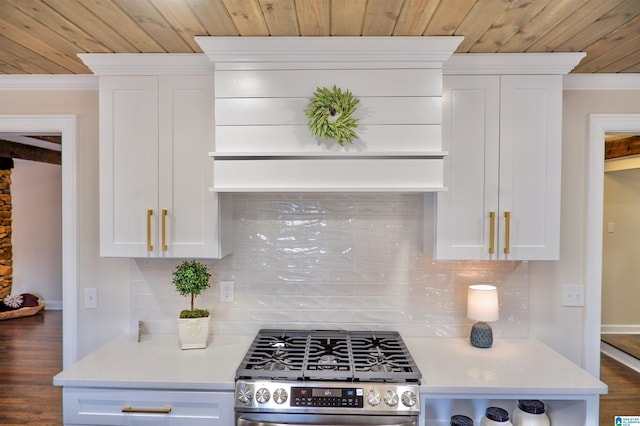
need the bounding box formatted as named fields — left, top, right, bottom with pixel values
left=197, top=36, right=463, bottom=193
left=196, top=36, right=464, bottom=68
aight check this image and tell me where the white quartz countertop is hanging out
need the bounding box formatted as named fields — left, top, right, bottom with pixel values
left=53, top=333, right=254, bottom=391
left=54, top=334, right=607, bottom=397
left=404, top=337, right=607, bottom=396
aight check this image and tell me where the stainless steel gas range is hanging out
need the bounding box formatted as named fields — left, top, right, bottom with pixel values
left=234, top=329, right=422, bottom=426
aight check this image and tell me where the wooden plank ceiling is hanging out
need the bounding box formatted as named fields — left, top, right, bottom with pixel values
left=0, top=0, right=639, bottom=75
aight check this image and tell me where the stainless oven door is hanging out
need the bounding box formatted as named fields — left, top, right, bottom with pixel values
left=237, top=413, right=418, bottom=426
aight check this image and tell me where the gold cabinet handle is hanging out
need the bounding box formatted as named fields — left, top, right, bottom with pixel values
left=147, top=209, right=154, bottom=252
left=489, top=211, right=496, bottom=254
left=504, top=211, right=511, bottom=254
left=162, top=209, right=168, bottom=251
left=122, top=405, right=171, bottom=414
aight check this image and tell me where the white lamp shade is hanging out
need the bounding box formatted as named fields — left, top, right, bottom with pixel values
left=467, top=284, right=499, bottom=322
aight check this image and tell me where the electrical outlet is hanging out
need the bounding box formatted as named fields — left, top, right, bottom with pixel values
left=84, top=288, right=98, bottom=309
left=562, top=284, right=584, bottom=307
left=220, top=281, right=234, bottom=303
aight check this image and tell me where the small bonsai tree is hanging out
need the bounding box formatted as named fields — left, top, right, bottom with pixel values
left=172, top=260, right=212, bottom=319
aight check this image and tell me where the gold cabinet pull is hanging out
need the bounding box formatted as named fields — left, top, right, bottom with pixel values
left=161, top=209, right=168, bottom=251
left=122, top=405, right=171, bottom=414
left=504, top=211, right=511, bottom=254
left=489, top=211, right=496, bottom=254
left=147, top=209, right=154, bottom=252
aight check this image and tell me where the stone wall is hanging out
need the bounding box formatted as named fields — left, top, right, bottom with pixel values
left=0, top=169, right=11, bottom=299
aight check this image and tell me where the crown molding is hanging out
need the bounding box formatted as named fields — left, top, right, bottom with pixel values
left=444, top=52, right=586, bottom=75
left=195, top=36, right=463, bottom=68
left=0, top=75, right=98, bottom=90
left=563, top=73, right=640, bottom=90
left=78, top=53, right=214, bottom=75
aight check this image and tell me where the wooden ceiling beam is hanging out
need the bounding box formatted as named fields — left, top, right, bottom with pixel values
left=0, top=139, right=61, bottom=165
left=605, top=135, right=640, bottom=160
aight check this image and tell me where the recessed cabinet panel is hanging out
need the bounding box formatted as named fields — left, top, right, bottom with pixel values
left=100, top=76, right=159, bottom=257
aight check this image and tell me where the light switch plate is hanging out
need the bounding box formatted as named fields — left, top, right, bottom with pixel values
left=84, top=288, right=98, bottom=309
left=562, top=284, right=584, bottom=307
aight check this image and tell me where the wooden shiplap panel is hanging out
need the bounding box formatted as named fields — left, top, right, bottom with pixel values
left=150, top=0, right=209, bottom=52
left=454, top=0, right=512, bottom=52
left=424, top=0, right=475, bottom=36
left=296, top=0, right=331, bottom=36
left=331, top=0, right=367, bottom=36
left=73, top=0, right=166, bottom=52
left=362, top=0, right=404, bottom=36
left=0, top=0, right=638, bottom=74
left=184, top=0, right=239, bottom=36
left=222, top=0, right=269, bottom=36
left=259, top=0, right=300, bottom=36
left=470, top=0, right=552, bottom=53
left=392, top=0, right=438, bottom=36
left=573, top=19, right=640, bottom=72
left=497, top=0, right=588, bottom=52
left=113, top=0, right=193, bottom=52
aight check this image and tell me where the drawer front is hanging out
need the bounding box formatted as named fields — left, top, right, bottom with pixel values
left=63, top=388, right=234, bottom=425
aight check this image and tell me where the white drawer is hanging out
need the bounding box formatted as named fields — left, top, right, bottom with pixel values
left=63, top=388, right=234, bottom=426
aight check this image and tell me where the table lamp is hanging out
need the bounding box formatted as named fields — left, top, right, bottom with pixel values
left=467, top=284, right=499, bottom=348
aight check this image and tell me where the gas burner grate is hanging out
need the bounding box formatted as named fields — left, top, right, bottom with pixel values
left=235, top=329, right=421, bottom=383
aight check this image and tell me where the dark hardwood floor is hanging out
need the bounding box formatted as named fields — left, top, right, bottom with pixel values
left=0, top=309, right=62, bottom=425
left=1, top=311, right=639, bottom=425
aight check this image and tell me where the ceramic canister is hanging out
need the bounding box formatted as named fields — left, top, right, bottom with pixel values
left=481, top=407, right=513, bottom=426
left=512, top=400, right=551, bottom=426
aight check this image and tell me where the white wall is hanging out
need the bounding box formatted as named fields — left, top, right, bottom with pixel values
left=529, top=89, right=640, bottom=367
left=0, top=89, right=130, bottom=359
left=602, top=168, right=640, bottom=328
left=11, top=159, right=62, bottom=308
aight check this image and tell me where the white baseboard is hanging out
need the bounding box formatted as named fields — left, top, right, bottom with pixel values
left=601, top=324, right=640, bottom=334
left=43, top=300, right=62, bottom=310
left=601, top=341, right=640, bottom=374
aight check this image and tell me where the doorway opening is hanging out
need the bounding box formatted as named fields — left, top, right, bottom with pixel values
left=586, top=114, right=640, bottom=377
left=0, top=115, right=77, bottom=368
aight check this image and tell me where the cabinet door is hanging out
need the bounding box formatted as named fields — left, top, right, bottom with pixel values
left=158, top=76, right=230, bottom=258
left=435, top=75, right=500, bottom=260
left=499, top=75, right=562, bottom=260
left=100, top=76, right=159, bottom=257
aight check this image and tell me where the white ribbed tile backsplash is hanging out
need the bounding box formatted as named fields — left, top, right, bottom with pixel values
left=130, top=193, right=528, bottom=337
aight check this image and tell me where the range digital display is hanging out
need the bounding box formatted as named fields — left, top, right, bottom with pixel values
left=291, top=387, right=363, bottom=408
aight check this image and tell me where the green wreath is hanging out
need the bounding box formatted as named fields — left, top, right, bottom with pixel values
left=304, top=85, right=360, bottom=146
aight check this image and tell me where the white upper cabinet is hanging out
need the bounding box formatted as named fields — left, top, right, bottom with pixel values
left=433, top=53, right=584, bottom=260
left=81, top=54, right=232, bottom=259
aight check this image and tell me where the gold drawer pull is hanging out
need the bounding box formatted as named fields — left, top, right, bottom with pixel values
left=122, top=405, right=172, bottom=414
left=162, top=208, right=168, bottom=251
left=147, top=209, right=154, bottom=252
left=489, top=211, right=496, bottom=254
left=504, top=211, right=511, bottom=254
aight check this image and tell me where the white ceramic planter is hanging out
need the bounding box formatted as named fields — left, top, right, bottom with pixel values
left=177, top=316, right=210, bottom=350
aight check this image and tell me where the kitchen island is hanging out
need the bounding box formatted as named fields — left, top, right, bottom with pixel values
left=54, top=334, right=606, bottom=426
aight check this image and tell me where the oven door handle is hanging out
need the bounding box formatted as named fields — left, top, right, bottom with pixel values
left=237, top=415, right=417, bottom=426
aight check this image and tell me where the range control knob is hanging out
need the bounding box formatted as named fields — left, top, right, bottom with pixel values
left=401, top=390, right=417, bottom=407
left=383, top=390, right=398, bottom=407
left=237, top=385, right=253, bottom=404
left=366, top=389, right=381, bottom=406
left=273, top=388, right=288, bottom=404
left=256, top=387, right=271, bottom=404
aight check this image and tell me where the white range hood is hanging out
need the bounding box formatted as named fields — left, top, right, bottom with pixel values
left=196, top=36, right=462, bottom=193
